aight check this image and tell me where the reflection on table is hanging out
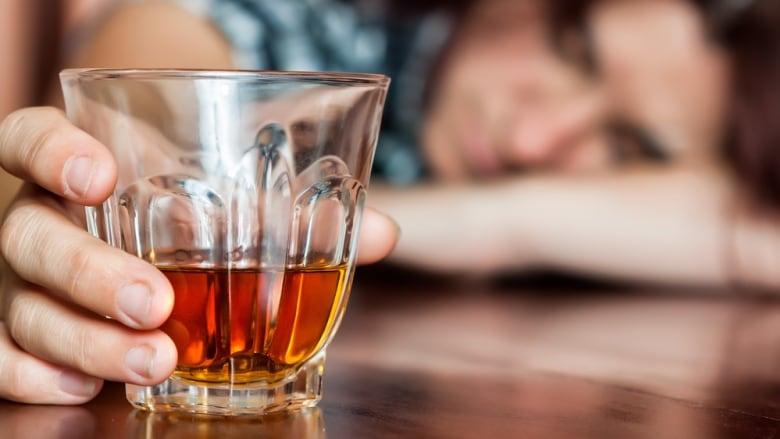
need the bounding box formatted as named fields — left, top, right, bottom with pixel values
left=3, top=266, right=780, bottom=438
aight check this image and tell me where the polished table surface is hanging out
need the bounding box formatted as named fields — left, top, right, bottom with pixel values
left=4, top=266, right=780, bottom=438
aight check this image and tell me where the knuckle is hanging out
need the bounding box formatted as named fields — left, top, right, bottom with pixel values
left=0, top=325, right=33, bottom=402
left=22, top=122, right=58, bottom=176
left=0, top=108, right=47, bottom=169
left=64, top=244, right=97, bottom=303
left=72, top=326, right=99, bottom=372
left=3, top=361, right=36, bottom=402
left=5, top=291, right=97, bottom=375
left=5, top=292, right=41, bottom=350
left=0, top=108, right=28, bottom=153
left=0, top=202, right=39, bottom=259
left=0, top=107, right=68, bottom=179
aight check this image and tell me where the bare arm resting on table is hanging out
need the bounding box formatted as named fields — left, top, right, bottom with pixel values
left=371, top=164, right=776, bottom=290
left=0, top=0, right=397, bottom=405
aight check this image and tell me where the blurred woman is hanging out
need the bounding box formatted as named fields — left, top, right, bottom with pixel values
left=373, top=0, right=780, bottom=292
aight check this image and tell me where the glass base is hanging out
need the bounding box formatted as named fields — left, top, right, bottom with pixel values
left=126, top=352, right=325, bottom=416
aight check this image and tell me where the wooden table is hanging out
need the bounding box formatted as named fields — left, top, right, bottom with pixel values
left=4, top=266, right=780, bottom=438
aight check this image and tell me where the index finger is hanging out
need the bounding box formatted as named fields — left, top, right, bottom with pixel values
left=0, top=107, right=117, bottom=206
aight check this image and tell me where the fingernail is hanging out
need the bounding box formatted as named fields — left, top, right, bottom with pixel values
left=125, top=345, right=156, bottom=379
left=63, top=156, right=96, bottom=197
left=117, top=283, right=152, bottom=328
left=59, top=369, right=99, bottom=397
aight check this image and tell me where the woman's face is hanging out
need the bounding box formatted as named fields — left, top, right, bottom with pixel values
left=421, top=0, right=730, bottom=181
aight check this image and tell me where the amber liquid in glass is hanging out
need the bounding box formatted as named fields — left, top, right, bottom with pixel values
left=158, top=265, right=348, bottom=384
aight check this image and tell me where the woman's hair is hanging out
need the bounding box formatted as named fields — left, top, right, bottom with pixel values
left=701, top=0, right=780, bottom=207
left=552, top=0, right=780, bottom=207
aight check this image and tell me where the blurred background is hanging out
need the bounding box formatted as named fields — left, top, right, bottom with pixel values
left=2, top=0, right=779, bottom=288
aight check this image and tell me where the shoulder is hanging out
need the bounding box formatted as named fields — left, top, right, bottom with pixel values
left=66, top=0, right=234, bottom=69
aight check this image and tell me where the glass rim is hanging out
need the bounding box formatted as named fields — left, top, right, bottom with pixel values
left=60, top=68, right=390, bottom=86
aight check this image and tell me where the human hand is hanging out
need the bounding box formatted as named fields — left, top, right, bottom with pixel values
left=0, top=107, right=398, bottom=404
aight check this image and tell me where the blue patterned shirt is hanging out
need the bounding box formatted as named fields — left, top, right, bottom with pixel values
left=176, top=0, right=456, bottom=184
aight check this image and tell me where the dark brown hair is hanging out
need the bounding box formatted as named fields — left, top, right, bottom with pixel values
left=701, top=0, right=780, bottom=207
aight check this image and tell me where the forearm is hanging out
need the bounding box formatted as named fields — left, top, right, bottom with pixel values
left=508, top=167, right=735, bottom=287
left=369, top=181, right=529, bottom=274
left=370, top=165, right=737, bottom=287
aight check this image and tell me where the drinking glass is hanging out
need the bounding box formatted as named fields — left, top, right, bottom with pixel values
left=60, top=68, right=389, bottom=415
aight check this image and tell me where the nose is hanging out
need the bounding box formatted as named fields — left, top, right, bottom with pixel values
left=506, top=119, right=561, bottom=165
left=504, top=89, right=610, bottom=169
